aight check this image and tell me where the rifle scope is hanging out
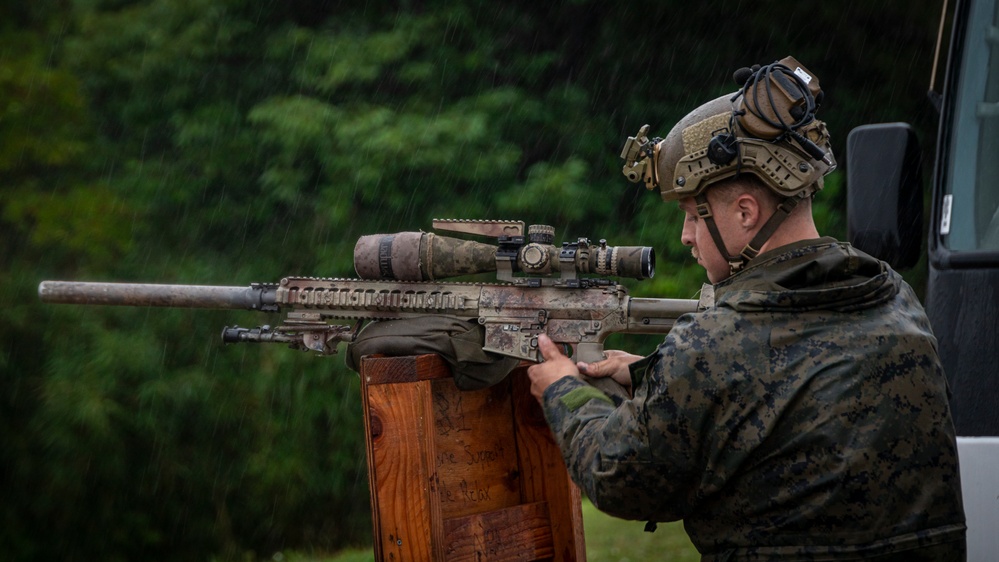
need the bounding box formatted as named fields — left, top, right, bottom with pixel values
left=353, top=229, right=655, bottom=282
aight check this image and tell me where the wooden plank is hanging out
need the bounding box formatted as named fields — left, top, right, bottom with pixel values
left=442, top=502, right=554, bottom=562
left=431, top=377, right=522, bottom=519
left=361, top=354, right=453, bottom=385
left=510, top=369, right=586, bottom=561
left=360, top=365, right=384, bottom=557
left=363, top=376, right=445, bottom=560
left=360, top=356, right=585, bottom=561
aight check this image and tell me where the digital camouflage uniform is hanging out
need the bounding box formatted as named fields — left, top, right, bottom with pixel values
left=542, top=237, right=967, bottom=560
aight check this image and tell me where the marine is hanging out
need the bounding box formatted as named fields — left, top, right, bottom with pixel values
left=527, top=56, right=967, bottom=560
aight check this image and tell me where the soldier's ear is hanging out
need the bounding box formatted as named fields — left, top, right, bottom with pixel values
left=733, top=193, right=763, bottom=230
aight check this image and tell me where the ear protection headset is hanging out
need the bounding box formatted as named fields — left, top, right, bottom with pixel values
left=708, top=57, right=829, bottom=168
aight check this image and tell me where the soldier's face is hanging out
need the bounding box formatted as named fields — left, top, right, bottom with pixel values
left=678, top=193, right=744, bottom=283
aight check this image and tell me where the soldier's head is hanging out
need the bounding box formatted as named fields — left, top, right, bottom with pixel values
left=621, top=56, right=836, bottom=282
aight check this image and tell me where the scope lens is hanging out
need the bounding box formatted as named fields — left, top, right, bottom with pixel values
left=623, top=246, right=655, bottom=279
left=592, top=246, right=654, bottom=279
left=644, top=247, right=655, bottom=278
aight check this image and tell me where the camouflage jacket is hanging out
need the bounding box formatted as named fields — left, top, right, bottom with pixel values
left=542, top=238, right=966, bottom=560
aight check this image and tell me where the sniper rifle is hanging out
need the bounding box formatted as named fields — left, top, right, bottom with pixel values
left=38, top=219, right=699, bottom=364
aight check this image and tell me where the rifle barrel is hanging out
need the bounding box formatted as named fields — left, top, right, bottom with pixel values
left=38, top=281, right=278, bottom=311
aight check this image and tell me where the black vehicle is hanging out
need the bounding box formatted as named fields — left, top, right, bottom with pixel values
left=846, top=0, right=999, bottom=558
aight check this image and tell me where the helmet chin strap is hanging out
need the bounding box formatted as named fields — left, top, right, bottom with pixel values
left=694, top=192, right=807, bottom=277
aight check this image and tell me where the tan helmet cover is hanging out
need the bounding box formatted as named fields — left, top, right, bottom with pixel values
left=655, top=93, right=836, bottom=202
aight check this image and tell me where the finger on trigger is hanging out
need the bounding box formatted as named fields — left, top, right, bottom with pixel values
left=537, top=334, right=556, bottom=359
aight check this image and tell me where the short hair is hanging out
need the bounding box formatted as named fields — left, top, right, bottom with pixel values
left=708, top=173, right=780, bottom=211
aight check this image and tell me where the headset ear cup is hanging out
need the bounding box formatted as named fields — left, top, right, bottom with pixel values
left=707, top=133, right=739, bottom=166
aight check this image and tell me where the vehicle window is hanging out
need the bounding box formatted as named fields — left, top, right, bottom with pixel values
left=943, top=0, right=999, bottom=250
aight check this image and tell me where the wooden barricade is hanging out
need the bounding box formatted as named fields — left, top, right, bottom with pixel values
left=359, top=354, right=586, bottom=561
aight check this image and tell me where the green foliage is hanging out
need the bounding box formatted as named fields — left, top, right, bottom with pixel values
left=1, top=0, right=940, bottom=560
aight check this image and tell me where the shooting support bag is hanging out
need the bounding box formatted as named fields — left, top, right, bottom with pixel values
left=345, top=316, right=521, bottom=390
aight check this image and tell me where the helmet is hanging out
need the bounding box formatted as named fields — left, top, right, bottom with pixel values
left=619, top=56, right=839, bottom=278
left=622, top=56, right=837, bottom=202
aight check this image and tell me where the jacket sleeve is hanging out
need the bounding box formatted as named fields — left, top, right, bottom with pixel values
left=541, top=346, right=704, bottom=522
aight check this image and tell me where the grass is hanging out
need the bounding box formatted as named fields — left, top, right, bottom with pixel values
left=276, top=549, right=374, bottom=562
left=288, top=498, right=699, bottom=562
left=581, top=498, right=699, bottom=561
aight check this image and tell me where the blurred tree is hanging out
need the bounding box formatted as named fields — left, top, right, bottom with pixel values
left=0, top=3, right=135, bottom=559
left=1, top=0, right=941, bottom=560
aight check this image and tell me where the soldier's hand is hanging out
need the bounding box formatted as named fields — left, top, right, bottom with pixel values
left=577, top=350, right=642, bottom=388
left=527, top=334, right=580, bottom=402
